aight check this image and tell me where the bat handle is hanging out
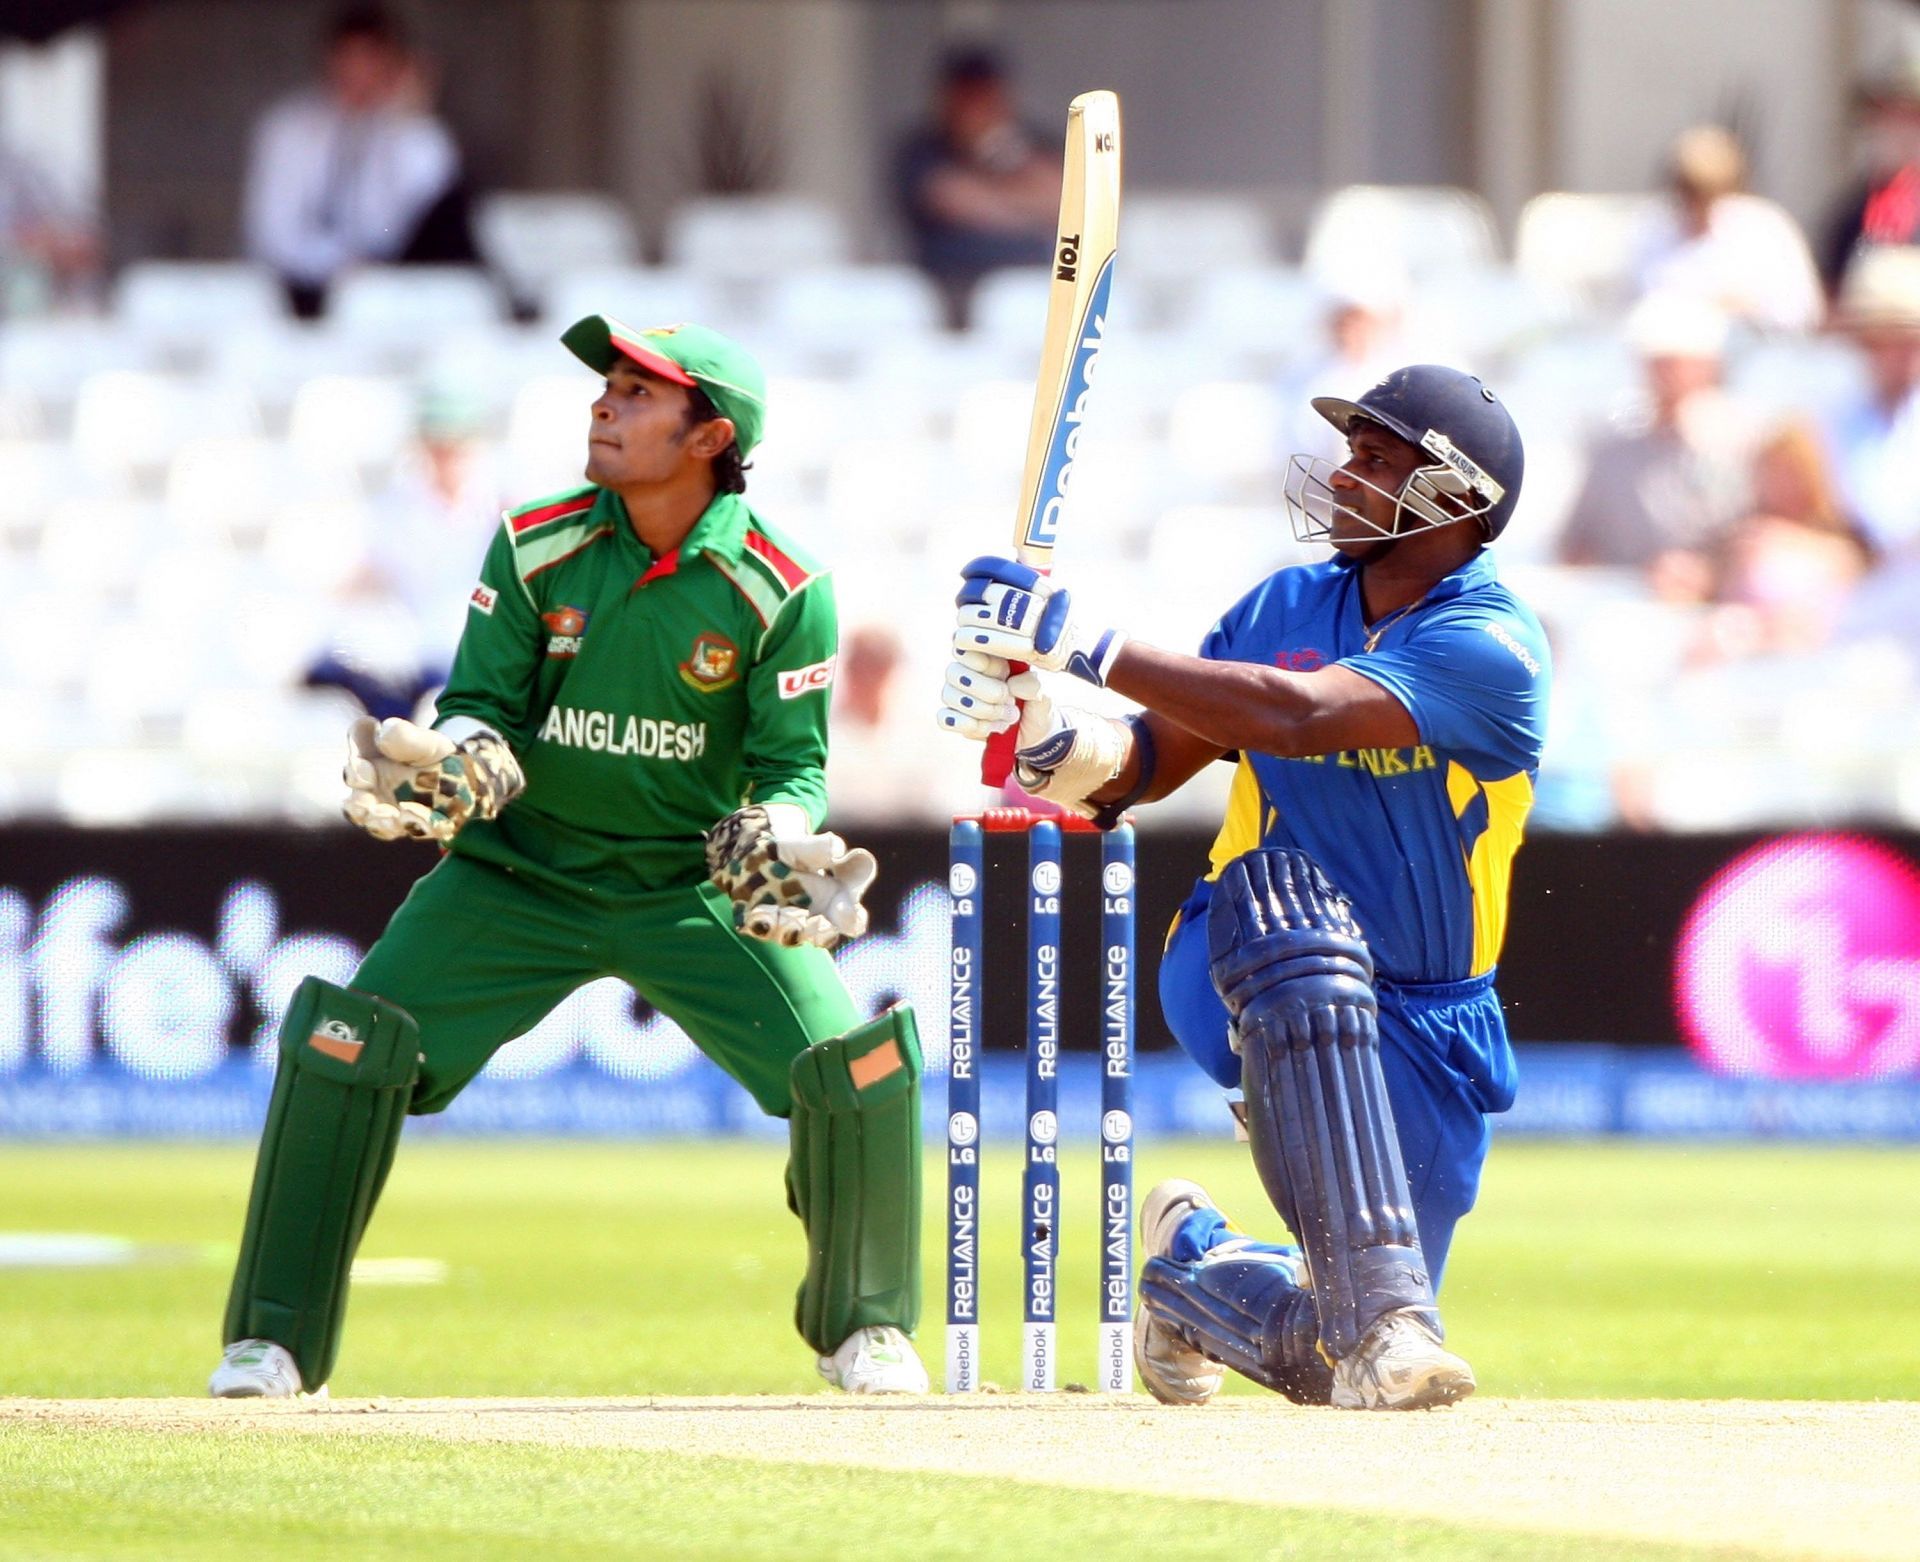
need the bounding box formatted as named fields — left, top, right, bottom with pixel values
left=979, top=657, right=1030, bottom=786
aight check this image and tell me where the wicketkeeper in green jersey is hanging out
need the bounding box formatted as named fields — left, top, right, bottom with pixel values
left=210, top=316, right=928, bottom=1398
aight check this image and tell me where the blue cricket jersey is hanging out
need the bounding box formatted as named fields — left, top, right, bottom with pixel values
left=1182, top=549, right=1550, bottom=985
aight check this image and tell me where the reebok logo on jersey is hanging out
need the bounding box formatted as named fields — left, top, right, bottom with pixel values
left=541, top=605, right=589, bottom=659
left=469, top=584, right=497, bottom=616
left=1483, top=620, right=1541, bottom=677
left=777, top=655, right=836, bottom=699
left=538, top=705, right=708, bottom=761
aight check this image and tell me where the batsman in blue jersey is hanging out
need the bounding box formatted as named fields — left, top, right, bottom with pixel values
left=938, top=365, right=1548, bottom=1410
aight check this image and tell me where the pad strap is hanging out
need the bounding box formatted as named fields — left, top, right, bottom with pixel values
left=787, top=1004, right=924, bottom=1355
left=1208, top=848, right=1436, bottom=1360
left=223, top=976, right=421, bottom=1391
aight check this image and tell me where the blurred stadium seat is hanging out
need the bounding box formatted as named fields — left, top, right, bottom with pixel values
left=475, top=191, right=641, bottom=311
left=541, top=266, right=727, bottom=335
left=662, top=196, right=852, bottom=282
left=1173, top=265, right=1328, bottom=373
left=328, top=266, right=507, bottom=362
left=115, top=262, right=287, bottom=363
left=1305, top=185, right=1501, bottom=284
left=760, top=266, right=944, bottom=367
left=1514, top=192, right=1664, bottom=316
left=286, top=375, right=413, bottom=487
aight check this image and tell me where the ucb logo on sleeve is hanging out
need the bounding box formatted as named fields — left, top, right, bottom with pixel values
left=777, top=655, right=836, bottom=699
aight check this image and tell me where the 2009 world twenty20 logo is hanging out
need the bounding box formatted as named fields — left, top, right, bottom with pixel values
left=1023, top=255, right=1115, bottom=553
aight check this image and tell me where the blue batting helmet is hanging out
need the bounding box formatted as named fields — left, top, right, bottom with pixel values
left=1310, top=364, right=1525, bottom=540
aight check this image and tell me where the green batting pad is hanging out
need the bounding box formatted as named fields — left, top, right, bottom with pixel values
left=787, top=1004, right=923, bottom=1356
left=223, top=976, right=420, bottom=1392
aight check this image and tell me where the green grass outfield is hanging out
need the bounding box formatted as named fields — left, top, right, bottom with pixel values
left=3, top=1139, right=1917, bottom=1559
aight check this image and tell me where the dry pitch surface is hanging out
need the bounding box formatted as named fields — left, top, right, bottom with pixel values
left=8, top=1395, right=1918, bottom=1560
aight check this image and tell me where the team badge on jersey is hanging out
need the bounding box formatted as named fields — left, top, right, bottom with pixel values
left=542, top=605, right=590, bottom=659
left=679, top=630, right=740, bottom=691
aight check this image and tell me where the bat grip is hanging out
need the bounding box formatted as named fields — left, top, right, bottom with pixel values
left=979, top=657, right=1030, bottom=786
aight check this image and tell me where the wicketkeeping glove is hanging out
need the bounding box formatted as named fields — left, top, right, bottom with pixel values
left=953, top=555, right=1127, bottom=687
left=705, top=803, right=878, bottom=949
left=342, top=716, right=525, bottom=843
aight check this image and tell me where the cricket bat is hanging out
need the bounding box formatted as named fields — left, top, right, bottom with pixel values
left=981, top=88, right=1122, bottom=786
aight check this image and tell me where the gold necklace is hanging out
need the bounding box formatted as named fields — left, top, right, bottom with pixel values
left=1362, top=595, right=1427, bottom=653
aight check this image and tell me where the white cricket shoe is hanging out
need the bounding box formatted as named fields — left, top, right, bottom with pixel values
left=1133, top=1178, right=1226, bottom=1406
left=818, top=1326, right=929, bottom=1394
left=1330, top=1308, right=1475, bottom=1411
left=208, top=1338, right=320, bottom=1400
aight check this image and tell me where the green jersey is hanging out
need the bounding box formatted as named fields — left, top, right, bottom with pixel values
left=435, top=483, right=837, bottom=893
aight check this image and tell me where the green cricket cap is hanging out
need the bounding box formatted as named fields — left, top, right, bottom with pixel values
left=561, top=314, right=767, bottom=456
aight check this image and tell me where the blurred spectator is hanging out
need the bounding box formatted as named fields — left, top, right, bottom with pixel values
left=893, top=45, right=1059, bottom=329
left=304, top=382, right=502, bottom=719
left=1274, top=258, right=1415, bottom=463
left=1557, top=293, right=1754, bottom=593
left=1820, top=245, right=1920, bottom=555
left=1630, top=124, right=1822, bottom=334
left=827, top=622, right=983, bottom=823
left=1819, top=53, right=1920, bottom=296
left=0, top=142, right=101, bottom=313
left=1690, top=420, right=1870, bottom=662
left=243, top=5, right=475, bottom=318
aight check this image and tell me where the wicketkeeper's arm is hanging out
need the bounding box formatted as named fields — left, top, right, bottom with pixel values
left=738, top=576, right=837, bottom=827
left=432, top=521, right=547, bottom=750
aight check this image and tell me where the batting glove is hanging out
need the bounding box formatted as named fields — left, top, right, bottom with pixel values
left=705, top=803, right=878, bottom=949
left=342, top=716, right=525, bottom=843
left=1007, top=674, right=1131, bottom=818
left=936, top=648, right=1025, bottom=739
left=953, top=555, right=1126, bottom=688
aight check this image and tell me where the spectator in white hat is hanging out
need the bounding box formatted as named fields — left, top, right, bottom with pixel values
left=1630, top=124, right=1823, bottom=335
left=1557, top=293, right=1756, bottom=592
left=1822, top=245, right=1920, bottom=555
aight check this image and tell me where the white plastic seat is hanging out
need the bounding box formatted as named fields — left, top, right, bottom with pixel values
left=475, top=192, right=640, bottom=307
left=505, top=371, right=598, bottom=494
left=116, top=262, right=287, bottom=358
left=1175, top=266, right=1329, bottom=370
left=1141, top=504, right=1304, bottom=645
left=541, top=266, right=727, bottom=335
left=1124, top=194, right=1275, bottom=279
left=823, top=437, right=949, bottom=555
left=0, top=319, right=153, bottom=418
left=966, top=267, right=1052, bottom=356
left=1514, top=192, right=1665, bottom=315
left=662, top=196, right=852, bottom=282
left=1305, top=185, right=1500, bottom=285
left=0, top=438, right=70, bottom=547
left=1405, top=265, right=1575, bottom=367
left=1167, top=380, right=1285, bottom=495
left=70, top=370, right=202, bottom=484
left=262, top=498, right=371, bottom=595
left=328, top=266, right=506, bottom=349
left=761, top=267, right=944, bottom=362
left=163, top=435, right=284, bottom=546
left=286, top=374, right=414, bottom=483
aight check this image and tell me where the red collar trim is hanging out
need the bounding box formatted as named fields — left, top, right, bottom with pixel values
left=635, top=547, right=682, bottom=589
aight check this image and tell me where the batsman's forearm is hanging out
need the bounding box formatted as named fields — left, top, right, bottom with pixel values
left=1106, top=642, right=1321, bottom=757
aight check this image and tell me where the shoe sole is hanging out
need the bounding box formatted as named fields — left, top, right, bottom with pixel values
left=1332, top=1365, right=1477, bottom=1411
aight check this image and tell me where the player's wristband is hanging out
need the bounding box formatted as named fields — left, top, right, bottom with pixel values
left=1089, top=715, right=1156, bottom=831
